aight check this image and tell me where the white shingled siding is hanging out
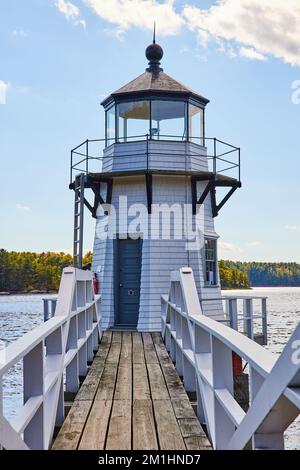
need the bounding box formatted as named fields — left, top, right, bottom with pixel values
left=102, top=141, right=208, bottom=173
left=92, top=173, right=224, bottom=332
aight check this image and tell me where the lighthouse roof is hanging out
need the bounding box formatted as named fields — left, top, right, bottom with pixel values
left=101, top=34, right=209, bottom=108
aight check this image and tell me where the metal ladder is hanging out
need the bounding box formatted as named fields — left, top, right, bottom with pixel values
left=73, top=173, right=85, bottom=268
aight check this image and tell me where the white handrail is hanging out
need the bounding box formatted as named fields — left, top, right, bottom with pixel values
left=0, top=267, right=101, bottom=450
left=161, top=267, right=300, bottom=450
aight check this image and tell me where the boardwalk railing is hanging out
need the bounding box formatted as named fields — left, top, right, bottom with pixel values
left=0, top=267, right=101, bottom=450
left=202, top=296, right=268, bottom=344
left=161, top=268, right=300, bottom=450
left=43, top=297, right=58, bottom=322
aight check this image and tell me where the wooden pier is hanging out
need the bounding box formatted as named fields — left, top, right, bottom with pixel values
left=1, top=267, right=299, bottom=451
left=52, top=331, right=211, bottom=451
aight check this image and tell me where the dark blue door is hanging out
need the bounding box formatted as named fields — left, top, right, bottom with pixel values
left=115, top=239, right=142, bottom=328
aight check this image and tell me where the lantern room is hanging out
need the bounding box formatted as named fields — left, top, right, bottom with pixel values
left=102, top=39, right=209, bottom=146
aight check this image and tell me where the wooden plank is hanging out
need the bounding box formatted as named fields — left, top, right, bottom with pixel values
left=52, top=400, right=91, bottom=450
left=114, top=366, right=132, bottom=400
left=178, top=418, right=207, bottom=439
left=142, top=333, right=159, bottom=364
left=133, top=363, right=151, bottom=400
left=152, top=399, right=186, bottom=450
left=154, top=334, right=187, bottom=401
left=78, top=400, right=113, bottom=450
left=106, top=400, right=132, bottom=450
left=94, top=363, right=118, bottom=401
left=185, top=436, right=212, bottom=450
left=119, top=332, right=132, bottom=365
left=147, top=363, right=169, bottom=400
left=152, top=332, right=174, bottom=364
left=132, top=400, right=158, bottom=450
left=162, top=362, right=187, bottom=401
left=132, top=332, right=145, bottom=364
left=95, top=331, right=112, bottom=357
left=154, top=333, right=211, bottom=450
left=172, top=399, right=196, bottom=420
left=74, top=367, right=103, bottom=401
left=106, top=331, right=122, bottom=364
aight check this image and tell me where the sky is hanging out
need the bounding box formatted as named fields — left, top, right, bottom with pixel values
left=0, top=0, right=300, bottom=262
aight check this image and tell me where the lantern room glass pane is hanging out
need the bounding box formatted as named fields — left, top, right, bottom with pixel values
left=151, top=100, right=187, bottom=140
left=106, top=105, right=116, bottom=145
left=189, top=104, right=204, bottom=145
left=117, top=101, right=150, bottom=141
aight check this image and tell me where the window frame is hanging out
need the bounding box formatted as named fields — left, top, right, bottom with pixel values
left=204, top=238, right=218, bottom=287
left=105, top=104, right=116, bottom=147
left=104, top=97, right=206, bottom=147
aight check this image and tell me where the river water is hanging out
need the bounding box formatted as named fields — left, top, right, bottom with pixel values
left=0, top=288, right=299, bottom=449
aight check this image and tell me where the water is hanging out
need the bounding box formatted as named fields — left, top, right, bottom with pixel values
left=0, top=288, right=299, bottom=449
left=222, top=287, right=300, bottom=450
left=0, top=294, right=55, bottom=418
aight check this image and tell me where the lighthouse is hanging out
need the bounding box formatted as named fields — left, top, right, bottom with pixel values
left=70, top=36, right=241, bottom=332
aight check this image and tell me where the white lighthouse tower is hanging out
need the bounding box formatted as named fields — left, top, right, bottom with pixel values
left=71, top=36, right=241, bottom=331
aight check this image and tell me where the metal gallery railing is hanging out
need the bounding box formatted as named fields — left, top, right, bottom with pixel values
left=161, top=267, right=300, bottom=450
left=0, top=268, right=101, bottom=450
left=70, top=135, right=240, bottom=185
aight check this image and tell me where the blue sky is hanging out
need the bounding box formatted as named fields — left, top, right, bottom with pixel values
left=1, top=0, right=300, bottom=262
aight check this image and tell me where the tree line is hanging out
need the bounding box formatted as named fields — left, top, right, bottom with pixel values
left=0, top=250, right=92, bottom=293
left=1, top=250, right=299, bottom=293
left=222, top=260, right=300, bottom=287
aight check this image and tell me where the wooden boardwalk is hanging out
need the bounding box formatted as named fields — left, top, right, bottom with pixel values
left=53, top=331, right=211, bottom=450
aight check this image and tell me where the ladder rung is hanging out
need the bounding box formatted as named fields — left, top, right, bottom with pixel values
left=74, top=240, right=80, bottom=244
left=74, top=213, right=80, bottom=216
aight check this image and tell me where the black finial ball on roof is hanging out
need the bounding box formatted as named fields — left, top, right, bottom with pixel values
left=145, top=41, right=164, bottom=72
left=146, top=42, right=163, bottom=63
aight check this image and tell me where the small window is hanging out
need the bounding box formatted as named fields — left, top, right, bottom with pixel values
left=189, top=104, right=204, bottom=145
left=106, top=105, right=116, bottom=145
left=205, top=239, right=217, bottom=286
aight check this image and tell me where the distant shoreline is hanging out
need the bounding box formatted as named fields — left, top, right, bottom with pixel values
left=0, top=291, right=58, bottom=296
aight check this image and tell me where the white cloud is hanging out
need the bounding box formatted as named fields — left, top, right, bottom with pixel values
left=16, top=203, right=30, bottom=212
left=0, top=81, right=10, bottom=105
left=219, top=241, right=242, bottom=253
left=55, top=0, right=80, bottom=19
left=183, top=0, right=300, bottom=67
left=12, top=29, right=28, bottom=38
left=84, top=0, right=183, bottom=36
left=55, top=0, right=86, bottom=28
left=246, top=241, right=262, bottom=247
left=240, top=47, right=267, bottom=62
left=285, top=225, right=300, bottom=232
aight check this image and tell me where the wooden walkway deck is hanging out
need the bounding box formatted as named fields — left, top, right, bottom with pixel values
left=52, top=331, right=211, bottom=451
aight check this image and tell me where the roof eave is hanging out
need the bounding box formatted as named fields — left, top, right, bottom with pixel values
left=101, top=90, right=209, bottom=108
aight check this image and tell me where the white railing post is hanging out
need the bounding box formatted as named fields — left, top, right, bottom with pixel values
left=175, top=312, right=183, bottom=377
left=211, top=337, right=235, bottom=449
left=261, top=298, right=268, bottom=345
left=243, top=299, right=254, bottom=339
left=66, top=317, right=79, bottom=393
left=194, top=323, right=214, bottom=437
left=182, top=317, right=196, bottom=392
left=228, top=298, right=238, bottom=331
left=23, top=341, right=44, bottom=449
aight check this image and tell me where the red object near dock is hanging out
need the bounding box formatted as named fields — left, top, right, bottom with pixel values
left=232, top=351, right=243, bottom=375
left=93, top=273, right=99, bottom=294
